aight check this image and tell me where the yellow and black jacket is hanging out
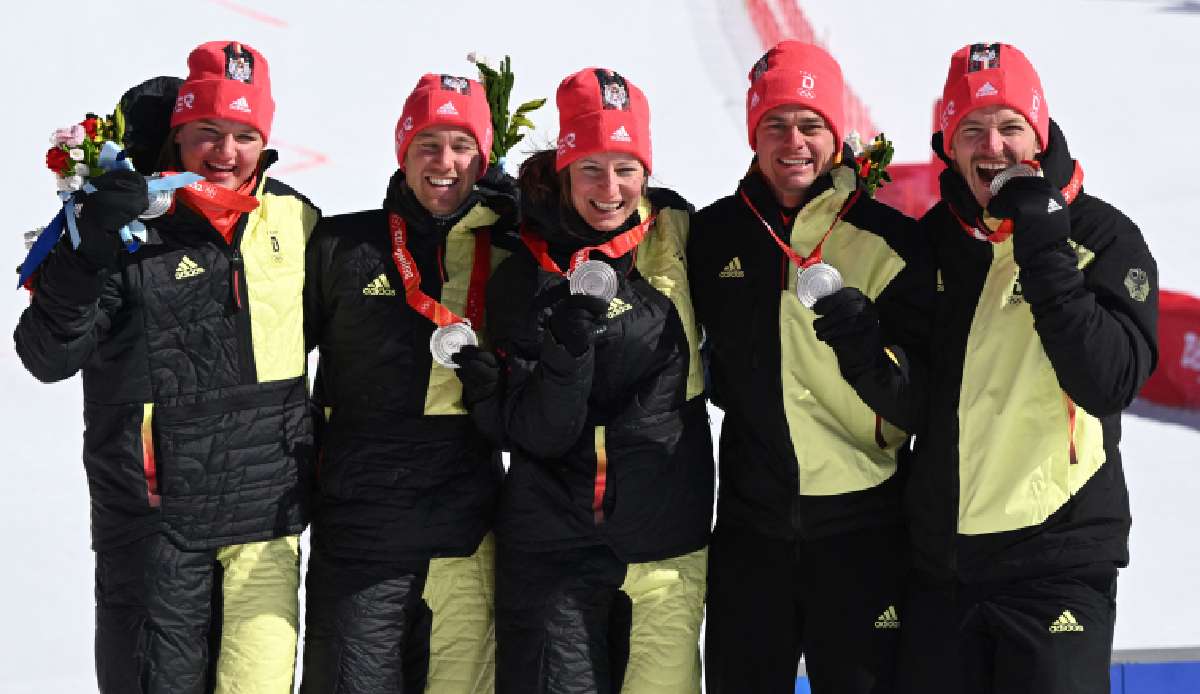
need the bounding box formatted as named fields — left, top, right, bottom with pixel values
left=303, top=170, right=518, bottom=561
left=486, top=188, right=714, bottom=563
left=15, top=157, right=320, bottom=551
left=912, top=119, right=1159, bottom=583
left=688, top=163, right=932, bottom=540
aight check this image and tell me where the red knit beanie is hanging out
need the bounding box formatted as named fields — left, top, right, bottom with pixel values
left=171, top=41, right=274, bottom=141
left=395, top=74, right=493, bottom=169
left=939, top=43, right=1048, bottom=150
left=746, top=41, right=844, bottom=151
left=555, top=68, right=652, bottom=173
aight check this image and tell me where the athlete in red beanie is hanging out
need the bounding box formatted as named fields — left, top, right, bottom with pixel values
left=690, top=40, right=932, bottom=693
left=299, top=71, right=517, bottom=694
left=15, top=40, right=320, bottom=693
left=486, top=67, right=712, bottom=692
left=900, top=42, right=1158, bottom=694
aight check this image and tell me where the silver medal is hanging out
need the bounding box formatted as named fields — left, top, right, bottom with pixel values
left=429, top=322, right=478, bottom=369
left=795, top=262, right=843, bottom=309
left=568, top=259, right=619, bottom=303
left=988, top=163, right=1040, bottom=197
left=140, top=187, right=174, bottom=220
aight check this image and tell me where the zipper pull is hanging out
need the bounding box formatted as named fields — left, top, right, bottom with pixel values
left=230, top=251, right=244, bottom=310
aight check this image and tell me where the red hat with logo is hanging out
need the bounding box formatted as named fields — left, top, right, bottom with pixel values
left=939, top=42, right=1048, bottom=150
left=171, top=41, right=274, bottom=141
left=555, top=68, right=652, bottom=173
left=395, top=73, right=493, bottom=169
left=746, top=41, right=845, bottom=151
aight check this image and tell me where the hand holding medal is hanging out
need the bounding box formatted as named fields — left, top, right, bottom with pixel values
left=18, top=114, right=203, bottom=288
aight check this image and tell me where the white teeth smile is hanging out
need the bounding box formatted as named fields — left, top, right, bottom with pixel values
left=428, top=177, right=456, bottom=186
left=780, top=158, right=812, bottom=166
left=592, top=200, right=622, bottom=212
left=976, top=162, right=1007, bottom=180
left=207, top=163, right=235, bottom=172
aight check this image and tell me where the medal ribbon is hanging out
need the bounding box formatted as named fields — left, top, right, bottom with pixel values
left=172, top=175, right=262, bottom=215
left=388, top=212, right=491, bottom=329
left=519, top=212, right=658, bottom=276
left=740, top=187, right=862, bottom=270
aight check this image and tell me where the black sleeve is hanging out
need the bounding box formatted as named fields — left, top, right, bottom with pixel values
left=843, top=222, right=936, bottom=434
left=303, top=224, right=331, bottom=354
left=14, top=241, right=121, bottom=383
left=686, top=210, right=720, bottom=408
left=487, top=257, right=594, bottom=459
left=1020, top=201, right=1158, bottom=416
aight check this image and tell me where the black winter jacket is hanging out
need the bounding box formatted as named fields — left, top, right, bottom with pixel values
left=15, top=164, right=320, bottom=551
left=911, top=119, right=1158, bottom=583
left=486, top=189, right=714, bottom=563
left=689, top=164, right=934, bottom=541
left=304, top=170, right=518, bottom=561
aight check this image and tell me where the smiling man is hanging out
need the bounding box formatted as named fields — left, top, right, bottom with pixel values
left=688, top=41, right=933, bottom=693
left=299, top=72, right=519, bottom=693
left=900, top=43, right=1160, bottom=694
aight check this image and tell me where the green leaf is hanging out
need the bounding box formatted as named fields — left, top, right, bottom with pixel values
left=514, top=98, right=546, bottom=116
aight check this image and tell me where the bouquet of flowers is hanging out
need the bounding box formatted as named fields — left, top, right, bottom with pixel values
left=847, top=131, right=894, bottom=196
left=467, top=52, right=546, bottom=166
left=44, top=112, right=125, bottom=192
left=19, top=110, right=199, bottom=288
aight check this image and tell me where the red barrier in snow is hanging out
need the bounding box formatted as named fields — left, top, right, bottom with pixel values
left=1139, top=290, right=1200, bottom=409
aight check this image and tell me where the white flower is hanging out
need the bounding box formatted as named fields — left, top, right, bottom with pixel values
left=844, top=131, right=865, bottom=157
left=68, top=148, right=85, bottom=161
left=467, top=51, right=492, bottom=69
left=64, top=175, right=84, bottom=191
left=74, top=163, right=90, bottom=176
left=55, top=175, right=72, bottom=192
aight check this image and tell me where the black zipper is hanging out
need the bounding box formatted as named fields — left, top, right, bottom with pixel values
left=225, top=215, right=257, bottom=385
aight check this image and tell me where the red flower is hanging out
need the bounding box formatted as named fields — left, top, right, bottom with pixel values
left=81, top=117, right=99, bottom=138
left=45, top=147, right=69, bottom=173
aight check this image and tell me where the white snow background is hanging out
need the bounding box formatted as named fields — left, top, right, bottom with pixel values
left=2, top=1, right=1198, bottom=690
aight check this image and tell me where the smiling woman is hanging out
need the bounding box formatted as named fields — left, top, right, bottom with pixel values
left=12, top=39, right=321, bottom=694
left=171, top=118, right=265, bottom=190
left=481, top=67, right=714, bottom=693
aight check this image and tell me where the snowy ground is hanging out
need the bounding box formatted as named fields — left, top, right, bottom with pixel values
left=2, top=0, right=1198, bottom=689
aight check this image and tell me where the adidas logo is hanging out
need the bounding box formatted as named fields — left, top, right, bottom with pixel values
left=1049, top=610, right=1084, bottom=633
left=174, top=256, right=206, bottom=280
left=719, top=257, right=745, bottom=278
left=362, top=274, right=397, bottom=296
left=976, top=81, right=998, bottom=98
left=610, top=125, right=632, bottom=143
left=1047, top=198, right=1063, bottom=214
left=607, top=297, right=633, bottom=319
left=874, top=605, right=900, bottom=630
left=436, top=100, right=459, bottom=116
left=229, top=96, right=252, bottom=113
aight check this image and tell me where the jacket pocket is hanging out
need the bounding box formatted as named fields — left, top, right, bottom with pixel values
left=151, top=376, right=311, bottom=545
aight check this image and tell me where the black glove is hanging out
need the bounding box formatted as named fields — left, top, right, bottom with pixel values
left=812, top=287, right=883, bottom=380
left=451, top=345, right=501, bottom=406
left=73, top=170, right=148, bottom=269
left=548, top=294, right=609, bottom=357
left=986, top=175, right=1070, bottom=267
